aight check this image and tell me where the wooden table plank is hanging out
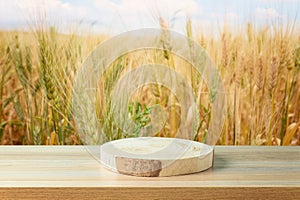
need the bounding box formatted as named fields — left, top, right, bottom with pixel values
left=0, top=146, right=299, bottom=199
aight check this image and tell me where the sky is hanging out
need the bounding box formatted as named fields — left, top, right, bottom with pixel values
left=0, top=0, right=299, bottom=35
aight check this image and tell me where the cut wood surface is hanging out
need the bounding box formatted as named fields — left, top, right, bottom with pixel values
left=0, top=146, right=299, bottom=199
left=100, top=137, right=214, bottom=177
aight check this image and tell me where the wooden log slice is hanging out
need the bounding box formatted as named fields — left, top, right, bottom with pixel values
left=100, top=137, right=214, bottom=177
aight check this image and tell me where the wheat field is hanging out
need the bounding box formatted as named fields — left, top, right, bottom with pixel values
left=0, top=18, right=299, bottom=145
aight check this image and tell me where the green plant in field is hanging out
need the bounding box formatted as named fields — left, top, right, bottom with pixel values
left=9, top=35, right=36, bottom=144
left=0, top=46, right=12, bottom=142
left=35, top=27, right=82, bottom=144
left=128, top=102, right=152, bottom=137
left=0, top=27, right=85, bottom=144
left=97, top=58, right=125, bottom=142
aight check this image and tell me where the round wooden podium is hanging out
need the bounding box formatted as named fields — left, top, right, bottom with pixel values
left=100, top=137, right=214, bottom=177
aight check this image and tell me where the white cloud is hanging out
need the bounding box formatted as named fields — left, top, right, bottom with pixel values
left=22, top=0, right=86, bottom=22
left=93, top=0, right=202, bottom=25
left=0, top=0, right=203, bottom=32
left=225, top=12, right=239, bottom=21
left=0, top=0, right=297, bottom=34
left=259, top=0, right=299, bottom=3
left=255, top=7, right=281, bottom=19
left=209, top=11, right=239, bottom=23
left=86, top=0, right=203, bottom=34
left=94, top=0, right=201, bottom=16
left=0, top=0, right=86, bottom=29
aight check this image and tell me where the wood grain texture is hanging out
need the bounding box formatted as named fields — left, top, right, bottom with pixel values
left=0, top=146, right=299, bottom=199
left=0, top=188, right=299, bottom=200
left=100, top=137, right=214, bottom=177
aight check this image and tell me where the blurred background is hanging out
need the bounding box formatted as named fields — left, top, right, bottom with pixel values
left=0, top=0, right=299, bottom=145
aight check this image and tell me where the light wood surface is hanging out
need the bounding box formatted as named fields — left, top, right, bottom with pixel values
left=0, top=146, right=299, bottom=199
left=100, top=137, right=214, bottom=177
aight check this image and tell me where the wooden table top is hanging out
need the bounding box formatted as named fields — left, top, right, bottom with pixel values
left=0, top=146, right=299, bottom=199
